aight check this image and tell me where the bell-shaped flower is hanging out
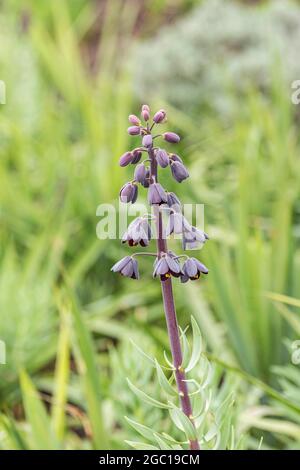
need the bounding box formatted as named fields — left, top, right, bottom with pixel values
left=156, top=149, right=169, bottom=168
left=119, top=151, right=134, bottom=167
left=111, top=256, right=139, bottom=279
left=153, top=253, right=181, bottom=281
left=119, top=182, right=138, bottom=204
left=122, top=217, right=151, bottom=247
left=171, top=161, right=189, bottom=183
left=148, top=183, right=167, bottom=205
left=134, top=163, right=147, bottom=183
left=166, top=212, right=191, bottom=236
left=181, top=257, right=208, bottom=283
left=182, top=226, right=209, bottom=250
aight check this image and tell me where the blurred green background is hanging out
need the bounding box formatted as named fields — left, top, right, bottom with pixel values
left=1, top=0, right=300, bottom=450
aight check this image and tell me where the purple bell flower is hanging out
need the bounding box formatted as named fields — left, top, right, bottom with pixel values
left=156, top=149, right=169, bottom=168
left=111, top=256, right=139, bottom=279
left=163, top=132, right=180, bottom=143
left=134, top=163, right=147, bottom=183
left=182, top=226, right=209, bottom=250
left=180, top=257, right=208, bottom=283
left=142, top=134, right=153, bottom=148
left=166, top=212, right=191, bottom=236
left=148, top=182, right=167, bottom=205
left=171, top=161, right=189, bottom=183
left=166, top=192, right=181, bottom=210
left=119, top=182, right=138, bottom=204
left=153, top=253, right=181, bottom=281
left=122, top=217, right=151, bottom=247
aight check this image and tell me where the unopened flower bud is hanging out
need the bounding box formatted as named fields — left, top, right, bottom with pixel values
left=142, top=134, right=153, bottom=148
left=119, top=182, right=138, bottom=203
left=171, top=161, right=189, bottom=183
left=141, top=104, right=150, bottom=121
left=156, top=149, right=169, bottom=168
left=153, top=109, right=166, bottom=124
left=119, top=151, right=134, bottom=167
left=129, top=114, right=141, bottom=126
left=163, top=132, right=180, bottom=143
left=134, top=163, right=147, bottom=183
left=128, top=126, right=141, bottom=136
left=131, top=149, right=142, bottom=164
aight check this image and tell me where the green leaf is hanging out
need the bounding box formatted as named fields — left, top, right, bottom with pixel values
left=186, top=317, right=202, bottom=373
left=66, top=285, right=108, bottom=449
left=169, top=405, right=198, bottom=441
left=20, top=370, right=60, bottom=450
left=125, top=441, right=158, bottom=450
left=125, top=417, right=156, bottom=443
left=127, top=379, right=171, bottom=409
left=179, top=327, right=190, bottom=369
left=153, top=433, right=173, bottom=450
left=155, top=360, right=177, bottom=397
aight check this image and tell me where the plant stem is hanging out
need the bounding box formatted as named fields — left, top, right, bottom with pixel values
left=149, top=148, right=200, bottom=451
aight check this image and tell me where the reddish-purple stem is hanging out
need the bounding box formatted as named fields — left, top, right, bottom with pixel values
left=149, top=148, right=200, bottom=451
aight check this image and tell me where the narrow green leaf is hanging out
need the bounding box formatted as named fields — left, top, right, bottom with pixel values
left=20, top=370, right=59, bottom=450
left=169, top=405, right=198, bottom=441
left=125, top=440, right=158, bottom=450
left=186, top=317, right=202, bottom=373
left=125, top=417, right=156, bottom=443
left=127, top=379, right=171, bottom=409
left=155, top=360, right=177, bottom=397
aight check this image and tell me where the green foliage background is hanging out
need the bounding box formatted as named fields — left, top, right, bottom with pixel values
left=0, top=0, right=300, bottom=450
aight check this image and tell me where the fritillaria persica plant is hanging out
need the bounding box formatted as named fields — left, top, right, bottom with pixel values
left=111, top=105, right=209, bottom=450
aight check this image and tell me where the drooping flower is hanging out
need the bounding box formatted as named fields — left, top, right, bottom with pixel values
left=171, top=161, right=189, bottom=183
left=166, top=212, right=191, bottom=236
left=119, top=182, right=138, bottom=203
left=119, top=151, right=134, bottom=167
left=163, top=132, right=180, bottom=143
left=122, top=217, right=151, bottom=247
left=180, top=257, right=208, bottom=283
left=156, top=149, right=169, bottom=168
left=128, top=126, right=141, bottom=136
left=111, top=256, right=139, bottom=279
left=182, top=226, right=209, bottom=249
left=134, top=163, right=147, bottom=183
left=148, top=182, right=168, bottom=205
left=153, top=253, right=181, bottom=281
left=142, top=134, right=153, bottom=148
left=166, top=192, right=181, bottom=210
